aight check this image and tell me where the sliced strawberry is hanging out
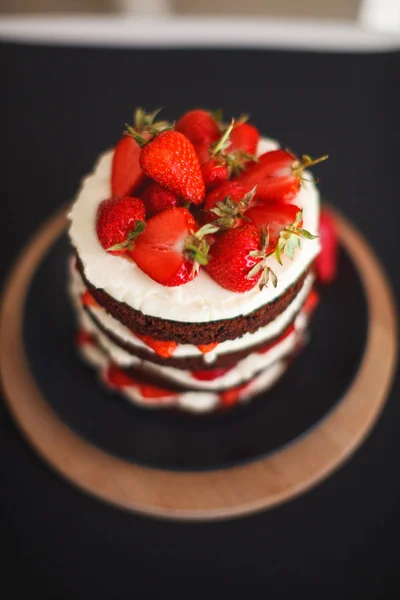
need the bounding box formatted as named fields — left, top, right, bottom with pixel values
left=197, top=342, right=219, bottom=354
left=245, top=202, right=318, bottom=265
left=175, top=109, right=220, bottom=147
left=139, top=130, right=206, bottom=205
left=96, top=196, right=146, bottom=254
left=220, top=383, right=248, bottom=407
left=111, top=136, right=144, bottom=197
left=191, top=367, right=230, bottom=381
left=140, top=181, right=180, bottom=217
left=81, top=290, right=99, bottom=308
left=245, top=201, right=301, bottom=246
left=228, top=122, right=260, bottom=155
left=134, top=331, right=178, bottom=358
left=130, top=207, right=213, bottom=287
left=75, top=330, right=95, bottom=346
left=105, top=365, right=137, bottom=388
left=315, top=209, right=338, bottom=284
left=139, top=383, right=177, bottom=399
left=236, top=149, right=327, bottom=203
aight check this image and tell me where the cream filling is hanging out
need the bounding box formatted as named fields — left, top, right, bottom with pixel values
left=69, top=261, right=313, bottom=361
left=69, top=137, right=320, bottom=323
left=78, top=339, right=287, bottom=413
left=76, top=299, right=304, bottom=390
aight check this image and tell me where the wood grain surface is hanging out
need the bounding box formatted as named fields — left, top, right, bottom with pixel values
left=0, top=207, right=397, bottom=520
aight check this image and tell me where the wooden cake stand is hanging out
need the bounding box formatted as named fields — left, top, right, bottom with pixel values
left=0, top=207, right=397, bottom=520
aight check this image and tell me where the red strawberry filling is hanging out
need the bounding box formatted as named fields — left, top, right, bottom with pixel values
left=219, top=382, right=248, bottom=407
left=197, top=342, right=219, bottom=354
left=105, top=365, right=138, bottom=388
left=75, top=330, right=95, bottom=346
left=81, top=290, right=99, bottom=308
left=133, top=331, right=177, bottom=358
left=138, top=383, right=177, bottom=399
left=191, top=367, right=231, bottom=381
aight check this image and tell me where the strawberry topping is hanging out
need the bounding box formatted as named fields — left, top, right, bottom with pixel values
left=96, top=196, right=146, bottom=254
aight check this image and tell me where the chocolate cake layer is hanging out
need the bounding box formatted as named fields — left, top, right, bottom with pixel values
left=77, top=253, right=310, bottom=345
left=85, top=305, right=301, bottom=370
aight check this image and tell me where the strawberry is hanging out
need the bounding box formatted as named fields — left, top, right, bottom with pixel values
left=197, top=342, right=219, bottom=354
left=81, top=290, right=99, bottom=308
left=139, top=130, right=206, bottom=205
left=141, top=181, right=180, bottom=217
left=206, top=224, right=277, bottom=292
left=134, top=331, right=177, bottom=358
left=111, top=108, right=170, bottom=197
left=236, top=149, right=328, bottom=203
left=200, top=120, right=257, bottom=190
left=75, top=330, right=95, bottom=346
left=228, top=121, right=260, bottom=155
left=175, top=109, right=220, bottom=147
left=105, top=365, right=136, bottom=388
left=193, top=143, right=211, bottom=164
left=204, top=181, right=256, bottom=228
left=245, top=201, right=301, bottom=245
left=96, top=196, right=146, bottom=254
left=220, top=382, right=248, bottom=407
left=191, top=367, right=230, bottom=381
left=130, top=207, right=217, bottom=287
left=201, top=159, right=229, bottom=190
left=245, top=202, right=317, bottom=264
left=111, top=136, right=144, bottom=198
left=315, top=208, right=338, bottom=284
left=139, top=382, right=177, bottom=399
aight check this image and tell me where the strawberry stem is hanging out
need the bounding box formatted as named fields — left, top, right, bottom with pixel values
left=106, top=220, right=146, bottom=252
left=124, top=108, right=173, bottom=147
left=292, top=154, right=328, bottom=176
left=209, top=186, right=257, bottom=230
left=211, top=119, right=235, bottom=157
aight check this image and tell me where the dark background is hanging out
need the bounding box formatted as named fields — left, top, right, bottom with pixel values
left=1, top=42, right=399, bottom=598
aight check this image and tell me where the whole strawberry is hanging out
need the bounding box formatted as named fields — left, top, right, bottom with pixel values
left=130, top=207, right=217, bottom=287
left=206, top=224, right=277, bottom=293
left=139, top=130, right=206, bottom=205
left=141, top=181, right=180, bottom=217
left=200, top=120, right=257, bottom=190
left=176, top=109, right=220, bottom=147
left=236, top=149, right=328, bottom=203
left=96, top=196, right=146, bottom=254
left=204, top=181, right=256, bottom=228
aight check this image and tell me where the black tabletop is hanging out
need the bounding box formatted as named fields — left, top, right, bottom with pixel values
left=1, top=40, right=399, bottom=599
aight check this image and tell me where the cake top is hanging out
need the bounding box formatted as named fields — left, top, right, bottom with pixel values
left=69, top=108, right=327, bottom=322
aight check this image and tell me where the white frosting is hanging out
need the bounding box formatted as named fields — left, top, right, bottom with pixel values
left=69, top=261, right=313, bottom=361
left=69, top=138, right=320, bottom=323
